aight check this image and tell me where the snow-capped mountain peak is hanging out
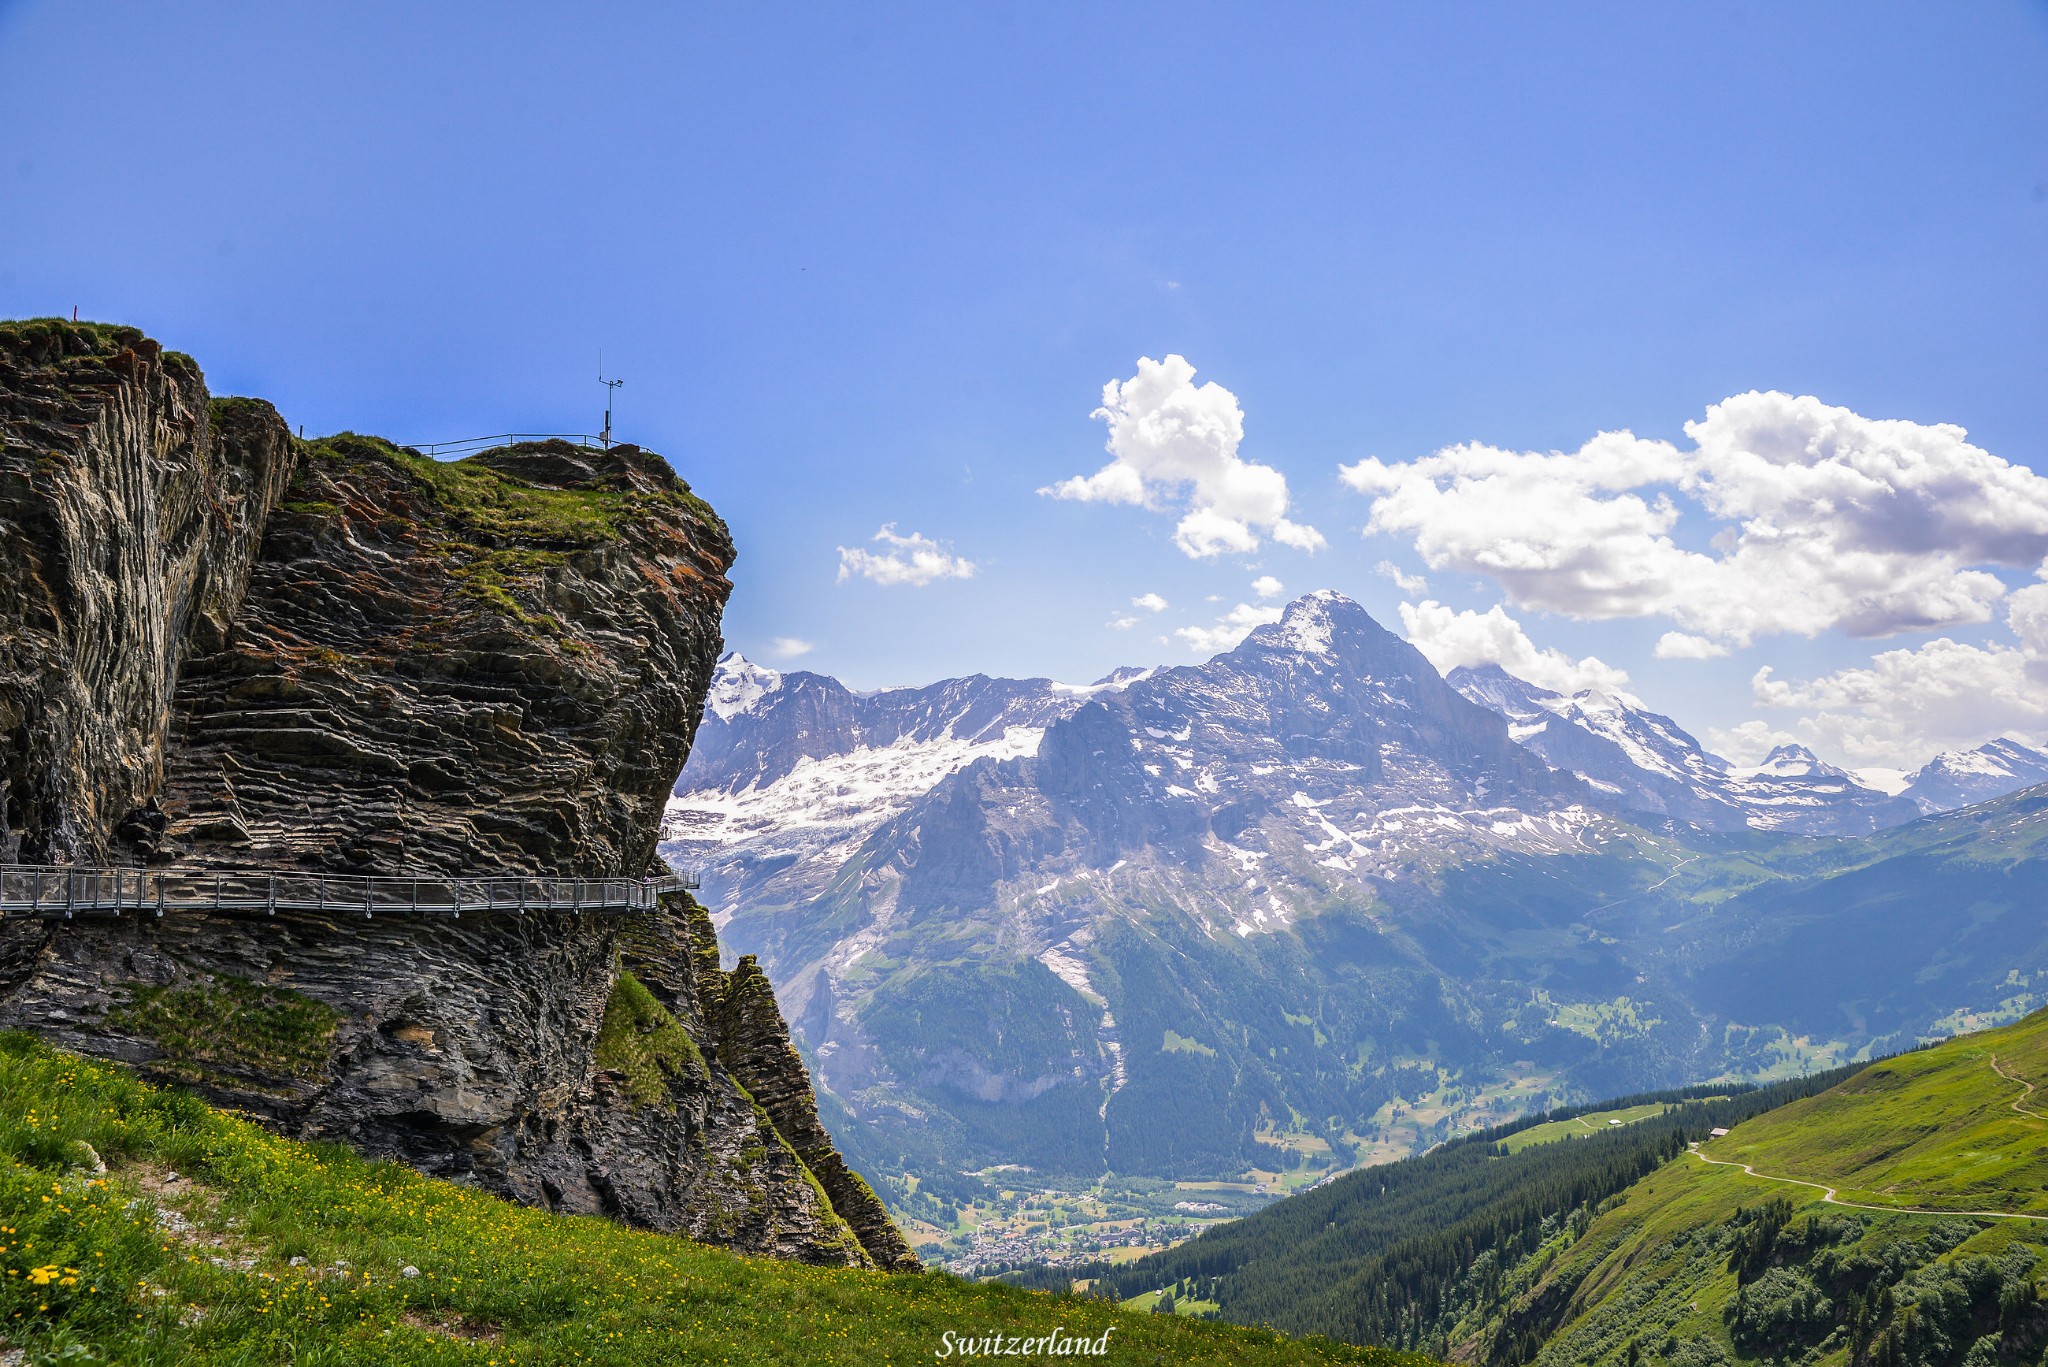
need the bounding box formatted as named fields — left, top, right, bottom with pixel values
left=1901, top=737, right=2048, bottom=814
left=706, top=653, right=784, bottom=721
left=1051, top=665, right=1158, bottom=699
left=1744, top=743, right=1833, bottom=780
left=1454, top=669, right=2043, bottom=832
left=665, top=663, right=1097, bottom=912
left=1262, top=589, right=1348, bottom=655
left=1448, top=667, right=1925, bottom=834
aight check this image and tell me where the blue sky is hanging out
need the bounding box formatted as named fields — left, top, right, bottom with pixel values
left=4, top=4, right=2047, bottom=771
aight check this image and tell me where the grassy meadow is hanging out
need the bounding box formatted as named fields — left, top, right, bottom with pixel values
left=1509, top=1009, right=2048, bottom=1366
left=0, top=1032, right=1430, bottom=1366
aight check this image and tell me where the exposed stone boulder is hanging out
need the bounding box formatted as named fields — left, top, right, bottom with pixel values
left=155, top=431, right=731, bottom=876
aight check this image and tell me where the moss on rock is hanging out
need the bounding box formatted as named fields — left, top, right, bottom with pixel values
left=107, top=974, right=339, bottom=1086
left=595, top=969, right=706, bottom=1107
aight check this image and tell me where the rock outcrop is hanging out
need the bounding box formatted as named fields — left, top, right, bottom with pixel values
left=0, top=324, right=294, bottom=865
left=0, top=319, right=914, bottom=1271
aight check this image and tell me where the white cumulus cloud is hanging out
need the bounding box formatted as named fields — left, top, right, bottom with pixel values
left=1107, top=614, right=1139, bottom=630
left=1175, top=602, right=1284, bottom=656
left=768, top=636, right=815, bottom=659
left=836, top=525, right=977, bottom=587
left=1133, top=592, right=1169, bottom=613
left=1342, top=392, right=2048, bottom=650
left=1374, top=560, right=1428, bottom=597
left=1398, top=600, right=1634, bottom=698
left=2008, top=578, right=2048, bottom=662
left=1731, top=566, right=2048, bottom=768
left=1043, top=354, right=1325, bottom=559
left=1654, top=631, right=1728, bottom=660
left=1751, top=642, right=2048, bottom=769
left=1251, top=575, right=1284, bottom=599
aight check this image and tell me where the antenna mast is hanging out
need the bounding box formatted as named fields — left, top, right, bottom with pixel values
left=598, top=351, right=624, bottom=449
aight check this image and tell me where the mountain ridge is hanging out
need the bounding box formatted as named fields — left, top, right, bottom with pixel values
left=667, top=590, right=2048, bottom=1272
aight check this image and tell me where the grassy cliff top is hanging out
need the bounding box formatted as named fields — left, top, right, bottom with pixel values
left=0, top=1033, right=1423, bottom=1366
left=299, top=431, right=728, bottom=552
left=1, top=317, right=156, bottom=352
left=0, top=316, right=728, bottom=553
left=0, top=317, right=200, bottom=376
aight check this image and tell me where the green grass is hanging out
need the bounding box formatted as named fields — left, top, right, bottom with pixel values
left=0, top=318, right=151, bottom=354
left=303, top=434, right=630, bottom=546
left=1701, top=1009, right=2048, bottom=1216
left=1503, top=1135, right=2045, bottom=1367
left=592, top=971, right=706, bottom=1107
left=1481, top=1009, right=2048, bottom=1366
left=0, top=1033, right=1425, bottom=1365
left=1547, top=997, right=1664, bottom=1047
left=1495, top=1103, right=1672, bottom=1154
left=1162, top=1029, right=1219, bottom=1057
left=105, top=976, right=339, bottom=1089
left=1122, top=1286, right=1222, bottom=1317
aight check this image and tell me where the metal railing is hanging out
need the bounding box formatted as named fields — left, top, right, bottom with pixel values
left=404, top=434, right=605, bottom=459
left=0, top=865, right=696, bottom=922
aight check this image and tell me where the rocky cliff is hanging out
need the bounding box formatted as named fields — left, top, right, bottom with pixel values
left=0, top=318, right=916, bottom=1271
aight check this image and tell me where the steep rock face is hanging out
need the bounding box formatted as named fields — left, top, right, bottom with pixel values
left=153, top=432, right=729, bottom=875
left=0, top=322, right=295, bottom=863
left=0, top=320, right=911, bottom=1272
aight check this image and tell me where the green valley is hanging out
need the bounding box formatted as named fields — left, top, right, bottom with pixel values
left=0, top=1032, right=1429, bottom=1366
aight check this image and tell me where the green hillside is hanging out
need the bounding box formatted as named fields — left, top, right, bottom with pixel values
left=1089, top=1006, right=2048, bottom=1366
left=1479, top=1008, right=2048, bottom=1367
left=1699, top=1013, right=2048, bottom=1218
left=1497, top=1102, right=1680, bottom=1155
left=1090, top=1074, right=1861, bottom=1352
left=0, top=1033, right=1428, bottom=1366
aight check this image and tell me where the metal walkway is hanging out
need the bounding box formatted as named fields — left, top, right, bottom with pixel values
left=0, top=864, right=696, bottom=922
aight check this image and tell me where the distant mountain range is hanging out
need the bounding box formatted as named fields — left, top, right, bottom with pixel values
left=679, top=599, right=2046, bottom=887
left=663, top=592, right=2048, bottom=1225
left=1449, top=662, right=2048, bottom=833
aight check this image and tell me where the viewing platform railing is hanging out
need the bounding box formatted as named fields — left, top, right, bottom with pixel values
left=0, top=865, right=696, bottom=922
left=403, top=434, right=604, bottom=459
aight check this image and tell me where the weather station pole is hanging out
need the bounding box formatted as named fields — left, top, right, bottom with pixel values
left=599, top=352, right=623, bottom=449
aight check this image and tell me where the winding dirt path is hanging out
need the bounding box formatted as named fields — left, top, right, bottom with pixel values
left=1685, top=1145, right=2048, bottom=1224
left=1642, top=856, right=1699, bottom=894
left=1989, top=1054, right=2048, bottom=1122
left=1682, top=1054, right=2048, bottom=1223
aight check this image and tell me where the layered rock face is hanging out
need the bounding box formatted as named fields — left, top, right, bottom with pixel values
left=154, top=431, right=728, bottom=876
left=0, top=320, right=914, bottom=1272
left=0, top=323, right=294, bottom=864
